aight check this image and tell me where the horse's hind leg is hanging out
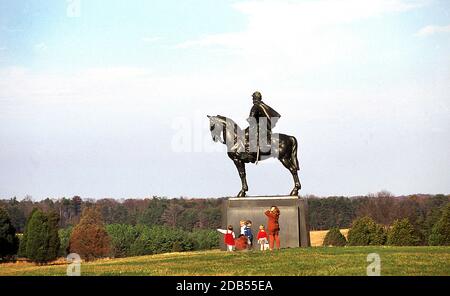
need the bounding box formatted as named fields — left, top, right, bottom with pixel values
left=233, top=159, right=248, bottom=197
left=290, top=170, right=301, bottom=196
left=280, top=158, right=301, bottom=196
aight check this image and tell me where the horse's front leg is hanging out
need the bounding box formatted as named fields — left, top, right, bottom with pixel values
left=233, top=159, right=248, bottom=197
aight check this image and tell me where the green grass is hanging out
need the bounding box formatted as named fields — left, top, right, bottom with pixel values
left=1, top=246, right=449, bottom=276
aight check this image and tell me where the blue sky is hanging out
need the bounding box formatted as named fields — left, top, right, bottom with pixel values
left=0, top=0, right=449, bottom=200
left=0, top=0, right=245, bottom=71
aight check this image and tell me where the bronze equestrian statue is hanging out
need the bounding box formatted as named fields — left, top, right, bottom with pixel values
left=208, top=91, right=301, bottom=197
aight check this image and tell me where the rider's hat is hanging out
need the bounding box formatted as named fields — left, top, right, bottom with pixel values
left=252, top=91, right=262, bottom=101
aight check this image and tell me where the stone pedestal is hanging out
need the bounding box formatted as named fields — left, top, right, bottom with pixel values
left=221, top=196, right=310, bottom=250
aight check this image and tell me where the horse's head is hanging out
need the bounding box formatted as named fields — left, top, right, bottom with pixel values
left=207, top=115, right=225, bottom=143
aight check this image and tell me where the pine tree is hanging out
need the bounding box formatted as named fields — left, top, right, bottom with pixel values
left=20, top=209, right=60, bottom=264
left=18, top=208, right=37, bottom=257
left=387, top=218, right=419, bottom=246
left=323, top=227, right=347, bottom=246
left=429, top=203, right=450, bottom=246
left=347, top=216, right=387, bottom=246
left=46, top=211, right=61, bottom=261
left=26, top=210, right=48, bottom=263
left=69, top=207, right=110, bottom=261
left=0, top=207, right=19, bottom=260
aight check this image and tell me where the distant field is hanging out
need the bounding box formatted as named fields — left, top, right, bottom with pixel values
left=1, top=246, right=449, bottom=276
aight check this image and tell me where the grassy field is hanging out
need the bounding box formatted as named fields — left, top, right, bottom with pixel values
left=1, top=246, right=449, bottom=276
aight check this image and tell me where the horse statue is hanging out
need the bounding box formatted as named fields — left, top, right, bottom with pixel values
left=207, top=115, right=301, bottom=197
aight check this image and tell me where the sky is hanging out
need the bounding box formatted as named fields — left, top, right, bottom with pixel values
left=0, top=0, right=449, bottom=200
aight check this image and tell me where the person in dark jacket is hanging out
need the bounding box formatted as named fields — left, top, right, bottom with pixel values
left=244, top=220, right=254, bottom=248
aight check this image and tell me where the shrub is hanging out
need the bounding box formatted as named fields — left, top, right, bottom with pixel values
left=189, top=229, right=220, bottom=250
left=323, top=227, right=347, bottom=246
left=347, top=216, right=387, bottom=246
left=106, top=224, right=138, bottom=258
left=69, top=207, right=110, bottom=261
left=127, top=225, right=198, bottom=256
left=370, top=223, right=388, bottom=245
left=429, top=203, right=450, bottom=246
left=58, top=227, right=73, bottom=257
left=146, top=226, right=195, bottom=254
left=0, top=207, right=19, bottom=260
left=129, top=225, right=153, bottom=256
left=387, top=218, right=419, bottom=246
left=24, top=210, right=60, bottom=263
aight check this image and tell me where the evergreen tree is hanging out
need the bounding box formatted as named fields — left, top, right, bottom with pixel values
left=429, top=203, right=450, bottom=246
left=6, top=203, right=26, bottom=233
left=46, top=211, right=61, bottom=261
left=18, top=208, right=38, bottom=257
left=137, top=198, right=168, bottom=226
left=323, top=227, right=347, bottom=246
left=0, top=207, right=19, bottom=260
left=106, top=224, right=137, bottom=258
left=24, top=209, right=59, bottom=263
left=347, top=216, right=386, bottom=246
left=387, top=218, right=419, bottom=246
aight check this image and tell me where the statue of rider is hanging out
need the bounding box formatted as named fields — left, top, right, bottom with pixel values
left=233, top=91, right=280, bottom=162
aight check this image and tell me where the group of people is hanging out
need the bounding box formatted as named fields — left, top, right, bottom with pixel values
left=217, top=206, right=281, bottom=252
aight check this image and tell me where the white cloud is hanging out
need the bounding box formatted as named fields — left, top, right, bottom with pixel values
left=0, top=66, right=248, bottom=121
left=175, top=0, right=426, bottom=76
left=176, top=0, right=426, bottom=49
left=416, top=24, right=450, bottom=37
left=1, top=61, right=447, bottom=126
left=0, top=1, right=440, bottom=127
left=1, top=1, right=448, bottom=198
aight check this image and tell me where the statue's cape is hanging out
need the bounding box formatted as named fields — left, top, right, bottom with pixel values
left=253, top=100, right=281, bottom=128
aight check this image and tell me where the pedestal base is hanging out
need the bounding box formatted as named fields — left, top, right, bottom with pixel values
left=221, top=196, right=310, bottom=250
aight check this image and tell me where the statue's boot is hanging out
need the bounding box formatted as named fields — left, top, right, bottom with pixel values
left=235, top=150, right=257, bottom=163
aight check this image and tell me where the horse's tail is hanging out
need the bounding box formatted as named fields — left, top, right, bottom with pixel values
left=290, top=136, right=299, bottom=171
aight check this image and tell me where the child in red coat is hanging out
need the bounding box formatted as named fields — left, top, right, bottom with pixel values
left=217, top=225, right=235, bottom=251
left=264, top=206, right=281, bottom=250
left=235, top=234, right=249, bottom=251
left=257, top=225, right=269, bottom=251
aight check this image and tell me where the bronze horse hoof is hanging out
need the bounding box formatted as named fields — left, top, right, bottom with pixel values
left=237, top=191, right=246, bottom=197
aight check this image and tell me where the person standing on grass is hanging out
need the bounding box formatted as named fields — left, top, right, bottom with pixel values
left=217, top=225, right=235, bottom=252
left=257, top=225, right=269, bottom=251
left=244, top=220, right=254, bottom=249
left=239, top=220, right=247, bottom=236
left=264, top=206, right=281, bottom=250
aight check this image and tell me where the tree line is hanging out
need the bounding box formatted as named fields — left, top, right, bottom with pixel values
left=1, top=192, right=449, bottom=235
left=307, top=192, right=449, bottom=236
left=1, top=206, right=220, bottom=263
left=0, top=196, right=222, bottom=233
left=323, top=202, right=450, bottom=247
left=1, top=192, right=449, bottom=262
